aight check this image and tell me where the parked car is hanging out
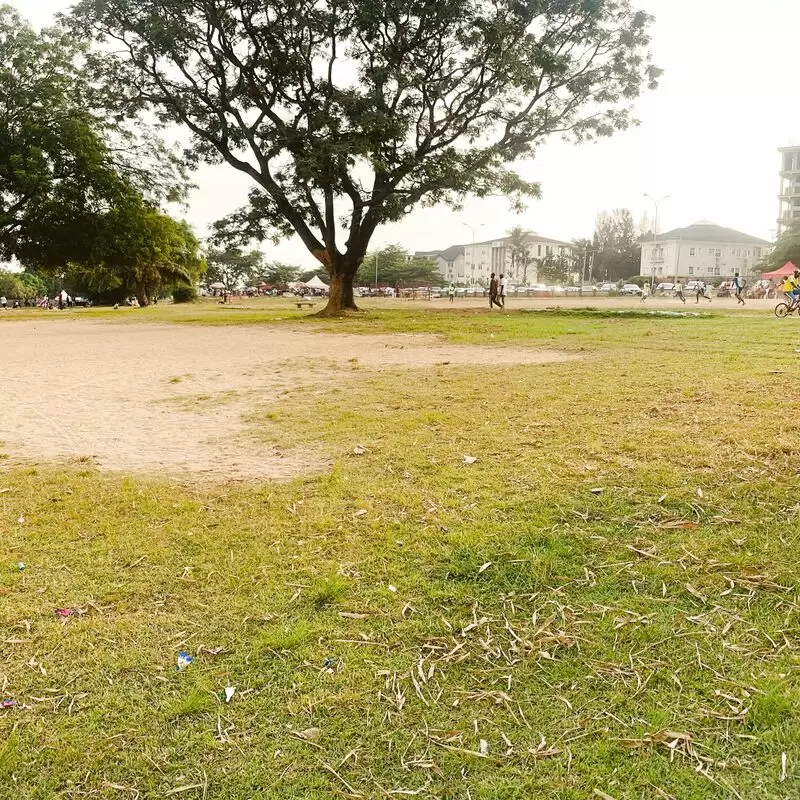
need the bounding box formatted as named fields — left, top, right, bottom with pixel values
left=73, top=297, right=92, bottom=307
left=621, top=284, right=643, bottom=295
left=599, top=283, right=616, bottom=292
left=563, top=286, right=581, bottom=294
left=656, top=282, right=675, bottom=293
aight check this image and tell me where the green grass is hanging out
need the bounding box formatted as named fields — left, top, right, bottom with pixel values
left=2, top=306, right=800, bottom=798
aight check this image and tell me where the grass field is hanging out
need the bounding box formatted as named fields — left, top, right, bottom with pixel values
left=2, top=302, right=800, bottom=799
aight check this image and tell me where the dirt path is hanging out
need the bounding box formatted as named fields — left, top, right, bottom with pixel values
left=1, top=320, right=572, bottom=480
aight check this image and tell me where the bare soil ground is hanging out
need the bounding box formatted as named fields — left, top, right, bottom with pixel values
left=1, top=320, right=571, bottom=480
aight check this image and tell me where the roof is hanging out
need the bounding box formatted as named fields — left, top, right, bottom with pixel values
left=415, top=245, right=466, bottom=261
left=472, top=233, right=573, bottom=247
left=656, top=222, right=772, bottom=246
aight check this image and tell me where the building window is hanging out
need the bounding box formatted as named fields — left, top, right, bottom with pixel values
left=688, top=266, right=694, bottom=275
left=713, top=266, right=720, bottom=276
left=754, top=247, right=762, bottom=258
left=537, top=245, right=542, bottom=256
left=689, top=247, right=696, bottom=256
left=546, top=246, right=552, bottom=255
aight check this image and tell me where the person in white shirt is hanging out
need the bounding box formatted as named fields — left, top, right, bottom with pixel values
left=499, top=274, right=508, bottom=308
left=0, top=296, right=6, bottom=310
left=732, top=272, right=746, bottom=306
left=675, top=281, right=685, bottom=304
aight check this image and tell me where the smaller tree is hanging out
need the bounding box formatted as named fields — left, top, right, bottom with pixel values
left=591, top=209, right=641, bottom=281
left=507, top=226, right=536, bottom=285
left=536, top=254, right=573, bottom=285
left=205, top=248, right=264, bottom=292
left=262, top=262, right=300, bottom=286
left=357, top=245, right=440, bottom=287
left=761, top=224, right=800, bottom=272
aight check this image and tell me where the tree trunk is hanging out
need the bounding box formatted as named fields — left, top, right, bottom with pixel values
left=317, top=257, right=360, bottom=316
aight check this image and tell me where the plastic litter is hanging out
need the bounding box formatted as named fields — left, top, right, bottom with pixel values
left=322, top=657, right=335, bottom=668
left=1, top=699, right=16, bottom=710
left=17, top=562, right=25, bottom=571
left=224, top=686, right=236, bottom=703
left=479, top=739, right=489, bottom=755
left=176, top=652, right=194, bottom=671
left=55, top=608, right=74, bottom=617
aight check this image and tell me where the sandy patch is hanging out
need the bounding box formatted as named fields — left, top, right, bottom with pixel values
left=1, top=320, right=572, bottom=480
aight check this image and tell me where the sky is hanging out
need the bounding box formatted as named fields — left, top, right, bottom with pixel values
left=14, top=0, right=800, bottom=267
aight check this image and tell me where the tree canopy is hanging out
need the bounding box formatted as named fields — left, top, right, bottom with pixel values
left=357, top=244, right=439, bottom=287
left=67, top=197, right=205, bottom=305
left=70, top=0, right=659, bottom=313
left=204, top=247, right=264, bottom=291
left=587, top=208, right=642, bottom=281
left=0, top=6, right=186, bottom=274
left=762, top=224, right=800, bottom=273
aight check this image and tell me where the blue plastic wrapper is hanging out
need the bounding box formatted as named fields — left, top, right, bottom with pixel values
left=176, top=652, right=194, bottom=671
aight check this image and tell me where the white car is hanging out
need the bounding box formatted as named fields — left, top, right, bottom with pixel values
left=621, top=284, right=643, bottom=295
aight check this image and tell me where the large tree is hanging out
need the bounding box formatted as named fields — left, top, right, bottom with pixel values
left=70, top=0, right=659, bottom=315
left=67, top=197, right=205, bottom=305
left=0, top=7, right=185, bottom=272
left=590, top=208, right=641, bottom=281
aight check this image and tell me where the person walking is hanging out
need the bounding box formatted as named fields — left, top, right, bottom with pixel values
left=489, top=273, right=502, bottom=309
left=448, top=284, right=455, bottom=304
left=675, top=280, right=686, bottom=304
left=732, top=272, right=746, bottom=305
left=499, top=274, right=508, bottom=308
left=640, top=282, right=650, bottom=303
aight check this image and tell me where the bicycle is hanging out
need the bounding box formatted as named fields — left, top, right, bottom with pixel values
left=774, top=295, right=800, bottom=318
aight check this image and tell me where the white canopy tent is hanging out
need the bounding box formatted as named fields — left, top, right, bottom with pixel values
left=305, top=275, right=329, bottom=290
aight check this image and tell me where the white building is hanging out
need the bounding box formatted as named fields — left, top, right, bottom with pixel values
left=414, top=245, right=466, bottom=283
left=419, top=233, right=573, bottom=285
left=639, top=222, right=772, bottom=282
left=778, top=146, right=800, bottom=236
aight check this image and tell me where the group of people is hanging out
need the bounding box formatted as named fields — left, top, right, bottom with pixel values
left=640, top=273, right=748, bottom=306
left=488, top=273, right=508, bottom=309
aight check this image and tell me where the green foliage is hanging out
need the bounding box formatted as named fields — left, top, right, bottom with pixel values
left=507, top=226, right=536, bottom=284
left=262, top=262, right=301, bottom=286
left=591, top=209, right=643, bottom=281
left=357, top=244, right=440, bottom=286
left=762, top=224, right=800, bottom=272
left=205, top=248, right=264, bottom=291
left=172, top=284, right=197, bottom=304
left=70, top=0, right=660, bottom=310
left=0, top=7, right=186, bottom=273
left=535, top=253, right=573, bottom=285
left=66, top=198, right=204, bottom=305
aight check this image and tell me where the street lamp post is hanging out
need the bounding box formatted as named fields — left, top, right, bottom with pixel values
left=644, top=193, right=670, bottom=293
left=462, top=222, right=485, bottom=287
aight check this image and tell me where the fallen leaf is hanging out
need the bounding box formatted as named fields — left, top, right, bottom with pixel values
left=353, top=446, right=367, bottom=456
left=589, top=487, right=605, bottom=495
left=697, top=487, right=704, bottom=498
left=658, top=520, right=699, bottom=530
left=353, top=509, right=367, bottom=518
left=338, top=611, right=370, bottom=619
left=781, top=752, right=787, bottom=782
left=462, top=456, right=478, bottom=464
left=658, top=494, right=668, bottom=503
left=593, top=791, right=618, bottom=800
left=388, top=584, right=398, bottom=593
left=224, top=686, right=236, bottom=703
left=685, top=583, right=707, bottom=604
left=477, top=562, right=493, bottom=574
left=479, top=739, right=489, bottom=755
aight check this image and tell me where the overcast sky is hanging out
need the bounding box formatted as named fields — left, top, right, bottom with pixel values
left=15, top=0, right=800, bottom=266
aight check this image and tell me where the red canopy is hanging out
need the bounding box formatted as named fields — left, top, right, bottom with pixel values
left=761, top=261, right=798, bottom=280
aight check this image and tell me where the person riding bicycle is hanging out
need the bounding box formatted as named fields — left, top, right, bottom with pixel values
left=783, top=270, right=800, bottom=308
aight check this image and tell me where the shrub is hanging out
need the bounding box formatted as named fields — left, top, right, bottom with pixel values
left=172, top=284, right=197, bottom=303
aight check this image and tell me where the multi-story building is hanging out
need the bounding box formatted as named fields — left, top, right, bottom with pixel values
left=414, top=245, right=466, bottom=283
left=639, top=222, right=771, bottom=282
left=778, top=146, right=800, bottom=235
left=418, top=232, right=573, bottom=285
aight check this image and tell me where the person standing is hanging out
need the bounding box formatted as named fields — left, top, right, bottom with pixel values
left=640, top=282, right=650, bottom=303
left=448, top=284, right=455, bottom=304
left=499, top=274, right=508, bottom=308
left=732, top=272, right=746, bottom=305
left=489, top=273, right=502, bottom=309
left=0, top=296, right=6, bottom=310
left=675, top=280, right=686, bottom=304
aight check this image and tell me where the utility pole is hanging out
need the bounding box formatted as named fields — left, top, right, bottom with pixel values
left=644, top=193, right=670, bottom=291
left=462, top=222, right=485, bottom=286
